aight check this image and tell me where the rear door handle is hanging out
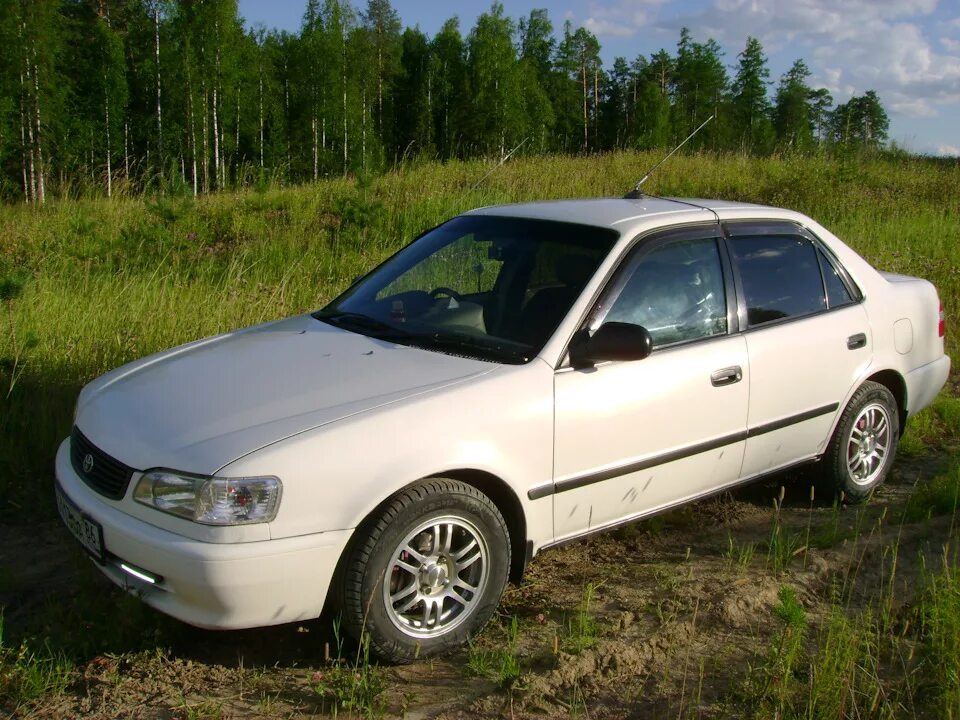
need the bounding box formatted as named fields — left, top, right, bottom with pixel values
left=711, top=366, right=743, bottom=387
left=847, top=333, right=867, bottom=350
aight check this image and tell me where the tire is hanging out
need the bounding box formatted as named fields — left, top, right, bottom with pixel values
left=336, top=479, right=511, bottom=663
left=822, top=381, right=900, bottom=503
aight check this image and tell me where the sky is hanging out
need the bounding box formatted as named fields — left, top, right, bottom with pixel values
left=237, top=0, right=960, bottom=156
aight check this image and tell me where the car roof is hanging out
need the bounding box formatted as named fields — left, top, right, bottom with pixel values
left=464, top=197, right=774, bottom=229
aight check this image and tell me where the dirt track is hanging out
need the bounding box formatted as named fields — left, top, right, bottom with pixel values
left=3, top=450, right=955, bottom=719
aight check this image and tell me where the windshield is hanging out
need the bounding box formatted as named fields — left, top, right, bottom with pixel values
left=317, top=215, right=619, bottom=364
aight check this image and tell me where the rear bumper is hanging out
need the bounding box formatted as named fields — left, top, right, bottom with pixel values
left=55, top=439, right=351, bottom=629
left=905, top=355, right=951, bottom=418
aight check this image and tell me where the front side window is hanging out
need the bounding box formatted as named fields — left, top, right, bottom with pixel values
left=730, top=235, right=826, bottom=326
left=319, top=216, right=618, bottom=363
left=600, top=236, right=728, bottom=348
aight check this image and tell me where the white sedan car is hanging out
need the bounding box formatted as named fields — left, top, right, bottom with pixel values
left=55, top=197, right=949, bottom=662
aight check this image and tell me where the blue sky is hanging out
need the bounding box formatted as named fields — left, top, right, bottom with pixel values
left=238, top=0, right=960, bottom=156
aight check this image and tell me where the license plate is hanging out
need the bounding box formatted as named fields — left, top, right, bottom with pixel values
left=56, top=484, right=105, bottom=563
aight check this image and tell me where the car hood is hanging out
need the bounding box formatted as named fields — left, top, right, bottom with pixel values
left=75, top=315, right=496, bottom=475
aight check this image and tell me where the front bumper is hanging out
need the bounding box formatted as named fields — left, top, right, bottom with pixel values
left=55, top=439, right=352, bottom=629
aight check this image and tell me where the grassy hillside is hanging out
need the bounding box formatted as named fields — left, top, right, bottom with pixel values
left=0, top=150, right=958, bottom=521
left=1, top=150, right=959, bottom=719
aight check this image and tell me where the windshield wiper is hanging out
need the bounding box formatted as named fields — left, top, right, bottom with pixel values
left=314, top=311, right=410, bottom=338
left=399, top=332, right=529, bottom=364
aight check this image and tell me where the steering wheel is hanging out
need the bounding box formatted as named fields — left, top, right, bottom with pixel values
left=429, top=286, right=464, bottom=302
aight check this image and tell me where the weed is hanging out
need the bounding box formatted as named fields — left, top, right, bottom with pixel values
left=765, top=491, right=804, bottom=573
left=904, top=461, right=960, bottom=522
left=466, top=615, right=523, bottom=689
left=917, top=550, right=960, bottom=717
left=0, top=613, right=74, bottom=714
left=900, top=396, right=960, bottom=455
left=742, top=586, right=807, bottom=716
left=564, top=583, right=600, bottom=654
left=173, top=699, right=223, bottom=720
left=725, top=532, right=757, bottom=571
left=311, top=620, right=386, bottom=718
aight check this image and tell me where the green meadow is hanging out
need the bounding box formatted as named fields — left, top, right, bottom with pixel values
left=1, top=151, right=959, bottom=718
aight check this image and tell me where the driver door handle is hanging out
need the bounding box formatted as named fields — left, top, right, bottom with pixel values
left=711, top=366, right=743, bottom=387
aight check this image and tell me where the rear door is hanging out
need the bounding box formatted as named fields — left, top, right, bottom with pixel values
left=549, top=227, right=750, bottom=541
left=724, top=222, right=872, bottom=478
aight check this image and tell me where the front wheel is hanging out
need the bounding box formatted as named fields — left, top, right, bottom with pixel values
left=337, top=479, right=510, bottom=663
left=822, top=381, right=900, bottom=503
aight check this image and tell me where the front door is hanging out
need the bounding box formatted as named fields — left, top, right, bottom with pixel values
left=551, top=228, right=750, bottom=541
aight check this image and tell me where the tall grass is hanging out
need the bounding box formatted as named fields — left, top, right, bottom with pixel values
left=0, top=614, right=74, bottom=715
left=1, top=150, right=958, bottom=522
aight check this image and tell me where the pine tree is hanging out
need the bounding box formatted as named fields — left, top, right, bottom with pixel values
left=773, top=59, right=813, bottom=149
left=556, top=22, right=601, bottom=151
left=361, top=0, right=401, bottom=158
left=518, top=9, right=554, bottom=77
left=517, top=9, right=555, bottom=152
left=672, top=28, right=727, bottom=149
left=731, top=36, right=773, bottom=152
left=429, top=18, right=466, bottom=159
left=395, top=27, right=434, bottom=159
left=92, top=10, right=128, bottom=196
left=465, top=3, right=527, bottom=157
left=832, top=90, right=888, bottom=148
left=809, top=87, right=833, bottom=145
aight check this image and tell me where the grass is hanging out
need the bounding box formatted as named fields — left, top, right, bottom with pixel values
left=564, top=582, right=601, bottom=654
left=466, top=615, right=524, bottom=688
left=1, top=150, right=959, bottom=716
left=918, top=551, right=960, bottom=717
left=734, top=473, right=960, bottom=720
left=0, top=613, right=74, bottom=715
left=900, top=396, right=960, bottom=456
left=725, top=532, right=757, bottom=571
left=310, top=621, right=386, bottom=718
left=1, top=149, right=958, bottom=523
left=904, top=461, right=960, bottom=522
left=764, top=490, right=805, bottom=573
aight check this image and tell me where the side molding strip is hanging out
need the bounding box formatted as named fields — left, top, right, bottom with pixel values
left=527, top=402, right=839, bottom=500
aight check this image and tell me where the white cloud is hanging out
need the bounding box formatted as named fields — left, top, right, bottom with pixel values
left=937, top=143, right=960, bottom=156
left=578, top=0, right=667, bottom=38
left=571, top=0, right=960, bottom=121
left=648, top=0, right=960, bottom=118
left=584, top=17, right=640, bottom=37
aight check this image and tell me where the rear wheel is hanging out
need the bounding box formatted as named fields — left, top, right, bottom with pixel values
left=337, top=479, right=510, bottom=663
left=822, top=381, right=899, bottom=502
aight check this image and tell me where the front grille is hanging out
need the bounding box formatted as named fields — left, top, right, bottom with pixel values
left=70, top=427, right=135, bottom=500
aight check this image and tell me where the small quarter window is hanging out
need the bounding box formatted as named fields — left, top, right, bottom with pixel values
left=818, top=248, right=856, bottom=308
left=730, top=235, right=826, bottom=326
left=603, top=237, right=728, bottom=348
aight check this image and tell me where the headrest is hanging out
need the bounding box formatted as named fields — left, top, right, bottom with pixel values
left=556, top=254, right=597, bottom=288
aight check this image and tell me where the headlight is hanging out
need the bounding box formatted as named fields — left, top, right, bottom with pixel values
left=133, top=470, right=282, bottom=525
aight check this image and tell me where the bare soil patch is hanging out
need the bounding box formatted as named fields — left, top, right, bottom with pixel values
left=3, top=448, right=957, bottom=719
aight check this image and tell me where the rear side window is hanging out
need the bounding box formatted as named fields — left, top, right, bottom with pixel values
left=730, top=235, right=826, bottom=326
left=818, top=249, right=856, bottom=308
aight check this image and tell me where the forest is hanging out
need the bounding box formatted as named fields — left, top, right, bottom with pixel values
left=1, top=0, right=892, bottom=203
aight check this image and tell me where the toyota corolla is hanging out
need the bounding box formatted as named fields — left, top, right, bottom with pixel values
left=55, top=197, right=949, bottom=662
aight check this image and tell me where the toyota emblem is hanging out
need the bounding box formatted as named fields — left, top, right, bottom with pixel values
left=82, top=453, right=94, bottom=474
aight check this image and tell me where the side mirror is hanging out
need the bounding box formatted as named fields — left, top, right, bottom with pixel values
left=569, top=322, right=653, bottom=369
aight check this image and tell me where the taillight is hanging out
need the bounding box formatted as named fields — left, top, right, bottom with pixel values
left=939, top=302, right=945, bottom=338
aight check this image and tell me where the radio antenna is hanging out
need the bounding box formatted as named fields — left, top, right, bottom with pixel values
left=624, top=114, right=714, bottom=199
left=470, top=137, right=530, bottom=191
